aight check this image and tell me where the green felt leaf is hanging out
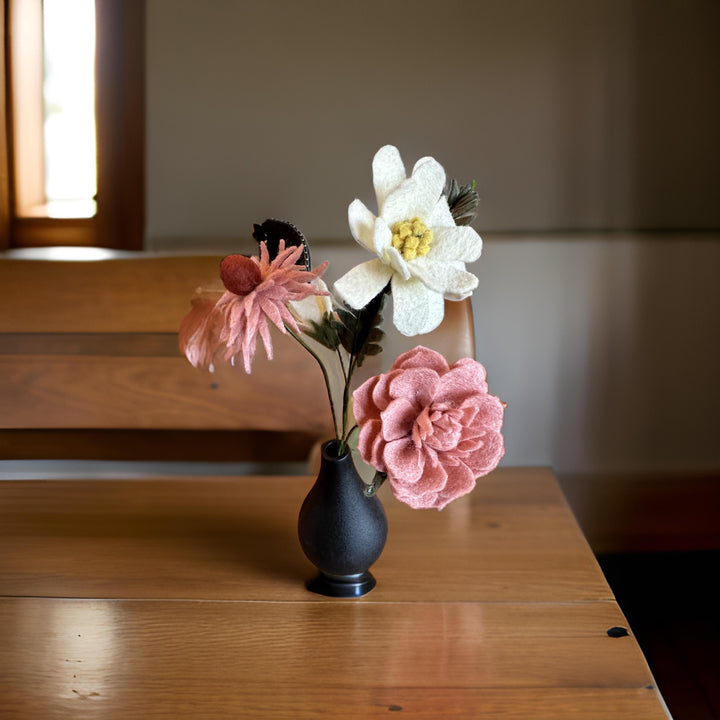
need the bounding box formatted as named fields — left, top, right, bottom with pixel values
left=333, top=287, right=388, bottom=368
left=443, top=178, right=479, bottom=226
left=304, top=313, right=341, bottom=350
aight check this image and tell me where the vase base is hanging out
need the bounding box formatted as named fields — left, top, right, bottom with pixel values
left=306, top=571, right=376, bottom=598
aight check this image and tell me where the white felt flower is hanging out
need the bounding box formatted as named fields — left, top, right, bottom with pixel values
left=334, top=145, right=482, bottom=336
left=289, top=278, right=333, bottom=330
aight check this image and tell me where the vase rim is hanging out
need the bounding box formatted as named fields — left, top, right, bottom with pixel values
left=321, top=439, right=350, bottom=462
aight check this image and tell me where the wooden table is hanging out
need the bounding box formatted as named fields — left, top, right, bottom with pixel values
left=0, top=468, right=670, bottom=718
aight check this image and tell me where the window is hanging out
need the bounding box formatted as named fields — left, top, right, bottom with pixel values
left=1, top=0, right=145, bottom=250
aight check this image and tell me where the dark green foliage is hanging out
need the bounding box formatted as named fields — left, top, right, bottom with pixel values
left=332, top=288, right=387, bottom=368
left=443, top=178, right=480, bottom=226
left=305, top=288, right=388, bottom=367
left=305, top=313, right=341, bottom=351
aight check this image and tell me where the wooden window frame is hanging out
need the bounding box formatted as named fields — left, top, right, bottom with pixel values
left=0, top=0, right=145, bottom=250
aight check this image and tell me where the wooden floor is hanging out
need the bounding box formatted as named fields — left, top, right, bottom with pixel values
left=599, top=551, right=720, bottom=720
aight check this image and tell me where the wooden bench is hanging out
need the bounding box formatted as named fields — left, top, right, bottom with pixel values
left=0, top=253, right=474, bottom=464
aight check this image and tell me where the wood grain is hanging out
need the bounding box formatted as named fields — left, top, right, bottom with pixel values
left=0, top=597, right=666, bottom=720
left=0, top=350, right=331, bottom=433
left=0, top=255, right=474, bottom=463
left=0, top=469, right=612, bottom=603
left=0, top=257, right=474, bottom=358
left=9, top=217, right=96, bottom=248
left=0, top=467, right=668, bottom=718
left=0, top=332, right=180, bottom=356
left=0, top=256, right=222, bottom=333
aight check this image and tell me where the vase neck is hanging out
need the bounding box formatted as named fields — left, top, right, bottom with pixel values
left=321, top=440, right=351, bottom=464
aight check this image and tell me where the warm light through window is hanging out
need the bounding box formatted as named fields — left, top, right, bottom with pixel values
left=10, top=0, right=97, bottom=219
left=5, top=0, right=144, bottom=250
left=43, top=0, right=97, bottom=218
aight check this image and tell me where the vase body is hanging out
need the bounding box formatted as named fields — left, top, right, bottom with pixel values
left=298, top=440, right=387, bottom=597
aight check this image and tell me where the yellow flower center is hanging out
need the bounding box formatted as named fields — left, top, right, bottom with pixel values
left=390, top=218, right=433, bottom=262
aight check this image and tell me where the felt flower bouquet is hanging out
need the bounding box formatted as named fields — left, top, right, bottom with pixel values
left=180, top=145, right=505, bottom=511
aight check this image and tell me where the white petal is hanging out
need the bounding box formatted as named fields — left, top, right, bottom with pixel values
left=411, top=157, right=446, bottom=199
left=391, top=275, right=445, bottom=336
left=335, top=258, right=393, bottom=309
left=372, top=219, right=411, bottom=281
left=427, top=196, right=455, bottom=227
left=412, top=155, right=440, bottom=176
left=384, top=244, right=411, bottom=280
left=429, top=225, right=483, bottom=263
left=373, top=216, right=392, bottom=257
left=348, top=199, right=376, bottom=251
left=289, top=279, right=333, bottom=326
left=372, top=145, right=406, bottom=214
left=412, top=257, right=479, bottom=300
left=381, top=156, right=446, bottom=227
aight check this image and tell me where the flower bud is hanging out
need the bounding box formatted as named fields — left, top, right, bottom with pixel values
left=220, top=255, right=262, bottom=296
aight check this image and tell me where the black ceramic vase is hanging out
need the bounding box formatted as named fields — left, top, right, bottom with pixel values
left=298, top=440, right=388, bottom=597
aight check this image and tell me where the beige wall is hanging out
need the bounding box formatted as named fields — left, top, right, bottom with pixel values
left=145, top=0, right=720, bottom=476
left=146, top=0, right=719, bottom=240
left=292, top=234, right=720, bottom=475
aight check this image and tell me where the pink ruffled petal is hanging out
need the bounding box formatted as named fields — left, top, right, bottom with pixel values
left=412, top=405, right=433, bottom=446
left=414, top=446, right=448, bottom=493
left=435, top=358, right=488, bottom=406
left=389, top=447, right=450, bottom=510
left=464, top=394, right=506, bottom=435
left=349, top=341, right=505, bottom=510
left=425, top=413, right=463, bottom=452
left=389, top=484, right=423, bottom=509
left=433, top=461, right=477, bottom=510
left=357, top=419, right=386, bottom=472
left=456, top=432, right=484, bottom=454
left=383, top=438, right=425, bottom=485
left=352, top=376, right=382, bottom=426
left=463, top=430, right=505, bottom=477
left=371, top=370, right=401, bottom=411
left=458, top=402, right=480, bottom=428
left=388, top=367, right=440, bottom=407
left=390, top=483, right=438, bottom=510
left=380, top=397, right=417, bottom=441
left=392, top=345, right=449, bottom=374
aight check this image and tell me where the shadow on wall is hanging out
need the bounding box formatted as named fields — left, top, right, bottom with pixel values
left=624, top=1, right=720, bottom=229
left=580, top=236, right=720, bottom=475
left=473, top=234, right=720, bottom=477
left=549, top=1, right=720, bottom=231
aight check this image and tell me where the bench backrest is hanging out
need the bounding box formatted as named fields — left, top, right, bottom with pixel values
left=0, top=255, right=474, bottom=463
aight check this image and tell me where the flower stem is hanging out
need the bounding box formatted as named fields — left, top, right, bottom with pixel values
left=345, top=424, right=358, bottom=444
left=364, top=471, right=387, bottom=497
left=340, top=355, right=358, bottom=449
left=336, top=347, right=348, bottom=383
left=285, top=326, right=342, bottom=446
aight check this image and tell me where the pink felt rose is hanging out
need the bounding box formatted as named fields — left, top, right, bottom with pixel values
left=353, top=346, right=505, bottom=510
